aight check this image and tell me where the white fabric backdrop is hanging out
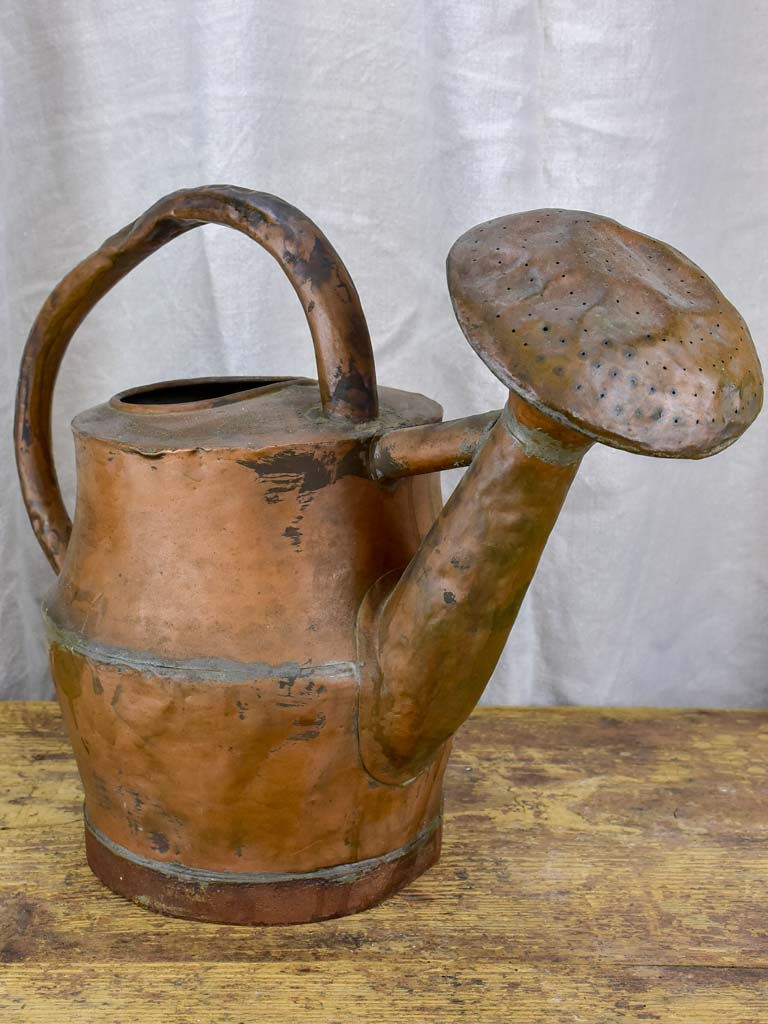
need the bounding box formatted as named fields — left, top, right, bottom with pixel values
left=1, top=0, right=766, bottom=704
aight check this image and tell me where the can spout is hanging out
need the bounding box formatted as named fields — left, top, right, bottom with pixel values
left=357, top=205, right=763, bottom=785
left=357, top=394, right=593, bottom=784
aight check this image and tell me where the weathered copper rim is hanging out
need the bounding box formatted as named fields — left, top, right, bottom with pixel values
left=84, top=812, right=442, bottom=925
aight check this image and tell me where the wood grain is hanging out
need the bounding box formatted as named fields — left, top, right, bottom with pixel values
left=2, top=702, right=767, bottom=1022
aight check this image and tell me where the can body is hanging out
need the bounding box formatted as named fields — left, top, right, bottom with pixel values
left=45, top=380, right=448, bottom=923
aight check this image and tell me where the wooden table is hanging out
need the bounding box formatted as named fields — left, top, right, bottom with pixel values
left=1, top=702, right=767, bottom=1022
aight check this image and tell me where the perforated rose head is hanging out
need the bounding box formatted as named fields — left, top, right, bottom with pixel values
left=447, top=209, right=762, bottom=457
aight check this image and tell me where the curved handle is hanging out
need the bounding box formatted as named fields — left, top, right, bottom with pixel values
left=14, top=185, right=379, bottom=573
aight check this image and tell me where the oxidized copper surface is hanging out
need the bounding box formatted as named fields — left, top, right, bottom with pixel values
left=14, top=189, right=764, bottom=924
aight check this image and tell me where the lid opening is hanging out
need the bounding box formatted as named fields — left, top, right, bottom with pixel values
left=112, top=376, right=299, bottom=412
left=122, top=378, right=284, bottom=405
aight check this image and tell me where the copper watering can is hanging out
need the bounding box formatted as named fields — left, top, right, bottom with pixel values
left=15, top=186, right=763, bottom=925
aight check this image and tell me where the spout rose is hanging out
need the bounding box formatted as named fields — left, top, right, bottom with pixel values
left=359, top=209, right=763, bottom=785
left=447, top=208, right=762, bottom=457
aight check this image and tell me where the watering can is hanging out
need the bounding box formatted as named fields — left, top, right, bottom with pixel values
left=15, top=187, right=762, bottom=924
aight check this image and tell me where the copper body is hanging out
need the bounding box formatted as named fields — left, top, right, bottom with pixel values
left=45, top=379, right=447, bottom=923
left=15, top=190, right=763, bottom=924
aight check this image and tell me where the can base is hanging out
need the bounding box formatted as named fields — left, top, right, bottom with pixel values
left=84, top=816, right=442, bottom=925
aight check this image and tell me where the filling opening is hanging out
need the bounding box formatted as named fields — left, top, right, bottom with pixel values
left=116, top=377, right=292, bottom=407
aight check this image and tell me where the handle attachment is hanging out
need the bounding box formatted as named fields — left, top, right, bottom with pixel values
left=15, top=185, right=379, bottom=573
